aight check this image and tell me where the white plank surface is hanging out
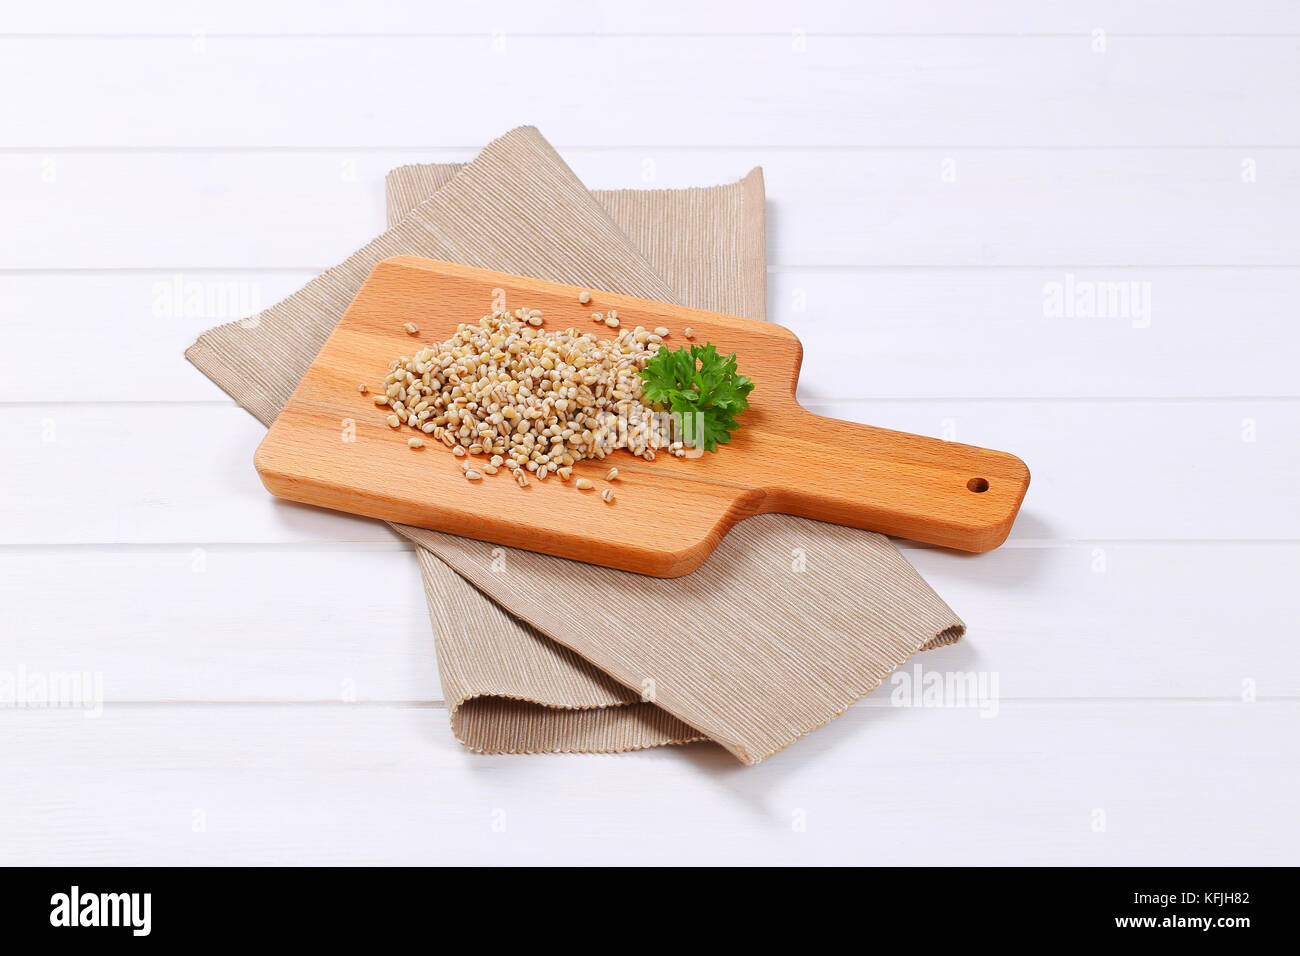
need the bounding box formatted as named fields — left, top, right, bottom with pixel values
left=9, top=1, right=1300, bottom=35
left=1, top=702, right=1294, bottom=865
left=0, top=4, right=1295, bottom=866
left=3, top=37, right=1297, bottom=148
left=0, top=547, right=437, bottom=703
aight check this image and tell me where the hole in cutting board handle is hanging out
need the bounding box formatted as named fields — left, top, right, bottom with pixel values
left=967, top=477, right=990, bottom=493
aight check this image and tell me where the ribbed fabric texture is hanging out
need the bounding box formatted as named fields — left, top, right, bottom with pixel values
left=187, top=126, right=964, bottom=764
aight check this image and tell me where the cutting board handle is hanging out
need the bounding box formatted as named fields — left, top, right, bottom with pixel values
left=756, top=408, right=1030, bottom=552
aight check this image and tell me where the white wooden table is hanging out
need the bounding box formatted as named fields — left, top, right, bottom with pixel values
left=2, top=1, right=1297, bottom=865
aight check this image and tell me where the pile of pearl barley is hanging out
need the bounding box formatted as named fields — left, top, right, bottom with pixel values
left=371, top=306, right=687, bottom=489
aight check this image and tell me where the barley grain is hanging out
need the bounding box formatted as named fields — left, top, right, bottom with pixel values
left=605, top=467, right=619, bottom=481
left=578, top=291, right=592, bottom=305
left=576, top=478, right=594, bottom=490
left=653, top=327, right=670, bottom=337
left=601, top=489, right=615, bottom=503
left=684, top=327, right=694, bottom=339
left=382, top=304, right=679, bottom=489
left=386, top=414, right=400, bottom=428
left=407, top=437, right=424, bottom=448
left=465, top=469, right=483, bottom=481
left=403, top=322, right=419, bottom=335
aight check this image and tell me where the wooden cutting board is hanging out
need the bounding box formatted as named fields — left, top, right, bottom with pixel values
left=255, top=257, right=1030, bottom=576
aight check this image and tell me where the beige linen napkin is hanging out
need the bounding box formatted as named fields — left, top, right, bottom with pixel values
left=188, top=127, right=963, bottom=764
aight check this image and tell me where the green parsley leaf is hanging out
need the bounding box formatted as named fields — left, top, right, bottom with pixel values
left=639, top=342, right=755, bottom=452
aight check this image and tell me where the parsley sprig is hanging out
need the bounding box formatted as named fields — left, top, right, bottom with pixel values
left=638, top=343, right=754, bottom=452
